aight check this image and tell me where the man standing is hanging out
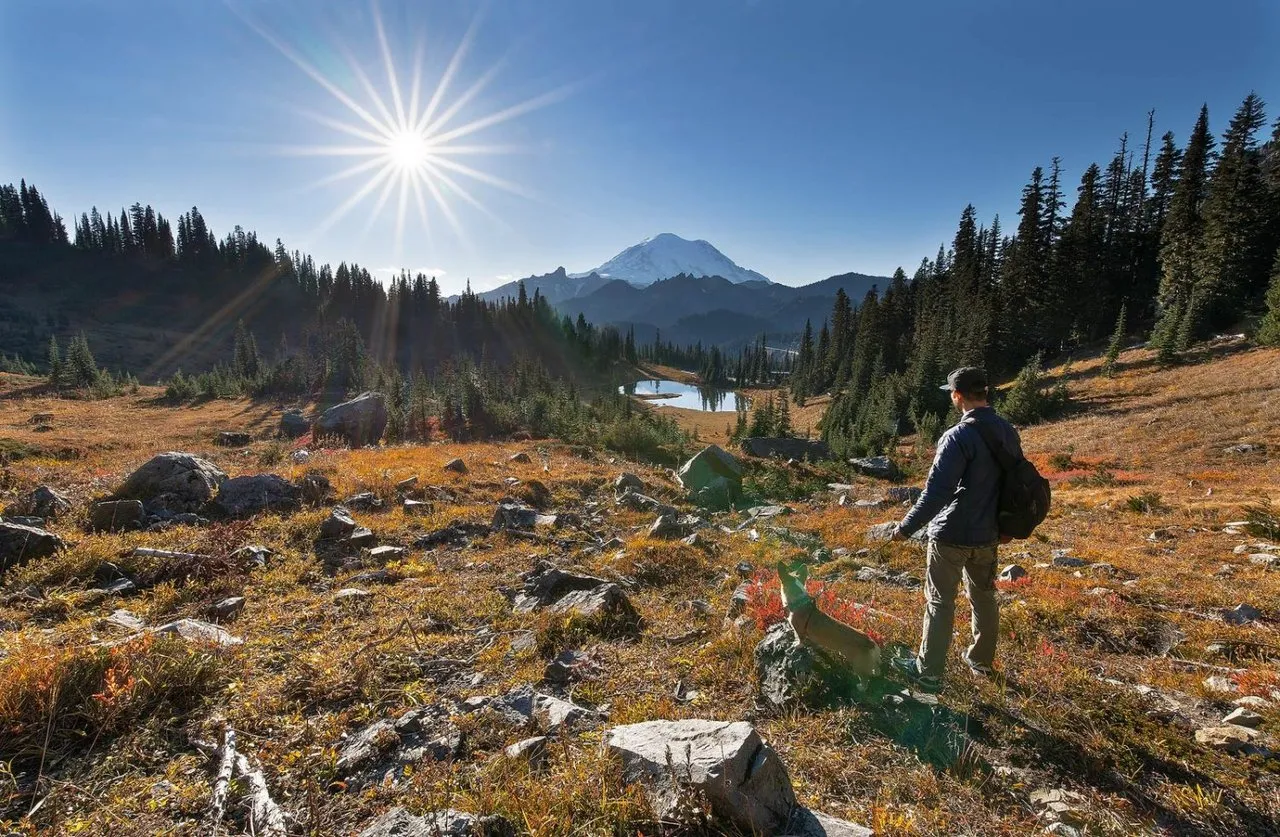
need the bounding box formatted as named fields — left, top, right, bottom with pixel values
left=889, top=367, right=1022, bottom=693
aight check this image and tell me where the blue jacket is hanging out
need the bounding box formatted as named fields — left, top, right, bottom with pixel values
left=896, top=406, right=1023, bottom=547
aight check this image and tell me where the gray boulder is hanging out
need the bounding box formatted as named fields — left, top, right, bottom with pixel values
left=358, top=807, right=514, bottom=837
left=443, top=457, right=468, bottom=474
left=511, top=563, right=612, bottom=612
left=116, top=452, right=226, bottom=511
left=606, top=719, right=796, bottom=834
left=279, top=409, right=310, bottom=439
left=89, top=499, right=145, bottom=532
left=849, top=455, right=901, bottom=480
left=10, top=485, right=71, bottom=520
left=495, top=685, right=602, bottom=732
left=0, top=521, right=65, bottom=573
left=614, top=472, right=645, bottom=495
left=213, top=474, right=300, bottom=518
left=315, top=392, right=387, bottom=447
left=741, top=437, right=832, bottom=462
left=215, top=431, right=251, bottom=447
left=886, top=486, right=922, bottom=505
left=677, top=445, right=743, bottom=510
left=1224, top=603, right=1263, bottom=625
left=492, top=502, right=555, bottom=531
left=756, top=623, right=822, bottom=708
left=319, top=507, right=358, bottom=539
left=547, top=584, right=640, bottom=630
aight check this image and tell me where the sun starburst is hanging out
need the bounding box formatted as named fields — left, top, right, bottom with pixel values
left=238, top=1, right=571, bottom=257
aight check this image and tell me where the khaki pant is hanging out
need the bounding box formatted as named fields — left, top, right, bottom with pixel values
left=918, top=539, right=999, bottom=678
left=788, top=599, right=880, bottom=677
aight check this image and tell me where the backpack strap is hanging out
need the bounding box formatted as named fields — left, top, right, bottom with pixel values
left=963, top=416, right=1018, bottom=472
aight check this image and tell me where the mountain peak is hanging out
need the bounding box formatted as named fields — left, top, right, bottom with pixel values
left=571, top=234, right=769, bottom=287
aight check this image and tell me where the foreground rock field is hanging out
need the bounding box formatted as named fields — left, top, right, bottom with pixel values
left=1, top=344, right=1278, bottom=836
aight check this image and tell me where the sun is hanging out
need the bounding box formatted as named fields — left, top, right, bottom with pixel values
left=386, top=130, right=431, bottom=172
left=239, top=0, right=575, bottom=254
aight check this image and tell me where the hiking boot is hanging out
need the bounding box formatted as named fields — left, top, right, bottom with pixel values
left=890, top=655, right=942, bottom=694
left=964, top=659, right=996, bottom=679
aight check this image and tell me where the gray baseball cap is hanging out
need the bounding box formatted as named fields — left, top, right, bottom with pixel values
left=940, top=367, right=988, bottom=394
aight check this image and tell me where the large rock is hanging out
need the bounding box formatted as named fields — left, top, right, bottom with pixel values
left=358, top=807, right=514, bottom=837
left=677, top=445, right=743, bottom=510
left=89, top=499, right=145, bottom=532
left=0, top=521, right=65, bottom=573
left=279, top=409, right=310, bottom=439
left=319, top=507, right=358, bottom=539
left=494, top=685, right=602, bottom=732
left=213, top=474, right=300, bottom=518
left=741, top=437, right=832, bottom=462
left=491, top=502, right=556, bottom=531
left=547, top=584, right=640, bottom=630
left=315, top=392, right=388, bottom=447
left=849, top=456, right=901, bottom=480
left=115, top=452, right=226, bottom=511
left=9, top=485, right=71, bottom=521
left=606, top=719, right=796, bottom=834
left=754, top=622, right=875, bottom=708
left=510, top=563, right=612, bottom=612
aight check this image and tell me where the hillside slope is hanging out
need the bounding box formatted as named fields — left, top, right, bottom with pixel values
left=0, top=343, right=1277, bottom=836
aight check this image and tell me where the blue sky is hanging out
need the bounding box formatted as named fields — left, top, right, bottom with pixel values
left=2, top=0, right=1277, bottom=293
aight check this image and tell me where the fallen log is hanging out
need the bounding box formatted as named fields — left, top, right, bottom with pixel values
left=206, top=728, right=237, bottom=833
left=233, top=753, right=287, bottom=837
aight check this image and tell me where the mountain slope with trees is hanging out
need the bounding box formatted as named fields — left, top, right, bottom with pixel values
left=795, top=94, right=1280, bottom=456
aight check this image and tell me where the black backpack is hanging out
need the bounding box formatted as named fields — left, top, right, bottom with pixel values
left=964, top=417, right=1051, bottom=539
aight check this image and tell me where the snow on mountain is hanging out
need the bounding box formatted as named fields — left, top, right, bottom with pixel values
left=570, top=233, right=770, bottom=286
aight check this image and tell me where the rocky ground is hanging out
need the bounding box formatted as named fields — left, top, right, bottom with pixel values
left=0, top=342, right=1278, bottom=836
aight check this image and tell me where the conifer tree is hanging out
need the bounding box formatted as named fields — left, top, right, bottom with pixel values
left=1257, top=251, right=1280, bottom=345
left=1196, top=93, right=1269, bottom=329
left=1102, top=302, right=1127, bottom=377
left=47, top=335, right=63, bottom=389
left=66, top=332, right=98, bottom=388
left=1153, top=105, right=1216, bottom=359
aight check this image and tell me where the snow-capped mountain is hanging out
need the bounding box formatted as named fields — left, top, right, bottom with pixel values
left=570, top=233, right=770, bottom=286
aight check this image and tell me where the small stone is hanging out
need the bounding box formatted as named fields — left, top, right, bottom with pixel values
left=999, top=564, right=1027, bottom=582
left=614, top=473, right=644, bottom=494
left=334, top=588, right=372, bottom=604
left=1223, top=603, right=1263, bottom=625
left=1247, top=553, right=1277, bottom=567
left=395, top=475, right=419, bottom=491
left=1203, top=675, right=1238, bottom=694
left=104, top=609, right=145, bottom=631
left=508, top=452, right=532, bottom=464
left=680, top=533, right=701, bottom=547
left=1195, top=724, right=1261, bottom=752
left=402, top=498, right=432, bottom=515
left=735, top=561, right=754, bottom=578
left=216, top=431, right=252, bottom=447
left=320, top=507, right=358, bottom=539
left=151, top=618, right=241, bottom=647
left=366, top=545, right=407, bottom=562
left=348, top=527, right=376, bottom=548
left=504, top=736, right=549, bottom=769
left=298, top=471, right=331, bottom=504
left=1234, top=695, right=1273, bottom=709
left=1223, top=707, right=1263, bottom=728
left=1052, top=550, right=1088, bottom=568
left=343, top=491, right=383, bottom=511
left=209, top=596, right=246, bottom=621
left=443, top=458, right=468, bottom=474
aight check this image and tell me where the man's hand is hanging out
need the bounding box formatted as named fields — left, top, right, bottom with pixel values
left=890, top=526, right=908, bottom=542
